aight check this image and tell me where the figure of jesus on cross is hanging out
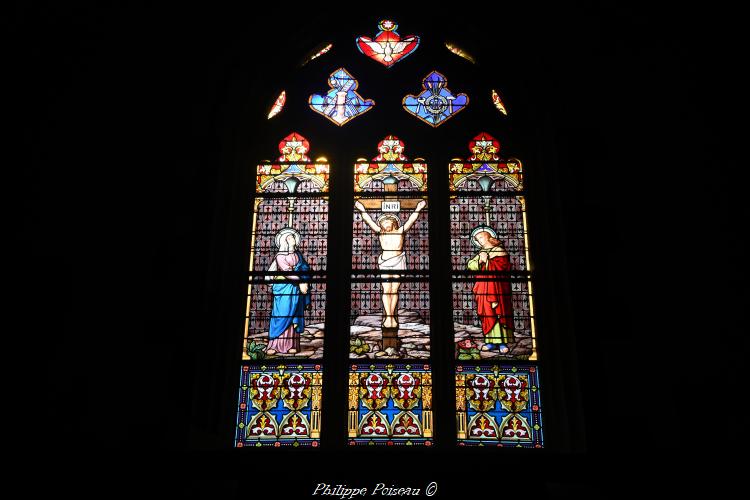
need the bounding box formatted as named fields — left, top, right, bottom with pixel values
left=355, top=198, right=427, bottom=328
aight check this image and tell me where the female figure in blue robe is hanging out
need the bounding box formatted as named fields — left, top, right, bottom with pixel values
left=266, top=228, right=311, bottom=355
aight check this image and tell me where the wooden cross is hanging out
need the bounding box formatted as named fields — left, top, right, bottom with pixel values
left=356, top=181, right=424, bottom=210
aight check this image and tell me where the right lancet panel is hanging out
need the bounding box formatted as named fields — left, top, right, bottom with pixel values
left=449, top=133, right=537, bottom=361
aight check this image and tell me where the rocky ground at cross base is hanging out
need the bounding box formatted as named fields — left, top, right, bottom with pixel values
left=244, top=312, right=533, bottom=360
left=349, top=309, right=430, bottom=360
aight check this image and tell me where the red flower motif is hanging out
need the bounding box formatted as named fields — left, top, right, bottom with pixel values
left=239, top=403, right=246, bottom=410
left=425, top=441, right=432, bottom=447
left=315, top=364, right=321, bottom=371
left=457, top=339, right=475, bottom=349
left=529, top=367, right=536, bottom=373
left=274, top=442, right=281, bottom=447
left=312, top=441, right=319, bottom=447
left=532, top=405, right=539, bottom=411
left=242, top=366, right=249, bottom=372
left=387, top=441, right=394, bottom=446
left=236, top=442, right=244, bottom=448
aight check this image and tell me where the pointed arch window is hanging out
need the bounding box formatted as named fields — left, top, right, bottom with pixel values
left=233, top=20, right=553, bottom=450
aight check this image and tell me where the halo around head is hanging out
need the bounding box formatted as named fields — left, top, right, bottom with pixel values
left=376, top=214, right=401, bottom=227
left=275, top=227, right=301, bottom=250
left=470, top=225, right=497, bottom=248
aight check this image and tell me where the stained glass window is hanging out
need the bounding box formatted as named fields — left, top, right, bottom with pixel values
left=233, top=22, right=562, bottom=453
left=236, top=133, right=328, bottom=447
left=449, top=133, right=543, bottom=446
left=403, top=71, right=468, bottom=127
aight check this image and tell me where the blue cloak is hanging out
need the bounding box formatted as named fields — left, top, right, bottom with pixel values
left=269, top=251, right=311, bottom=339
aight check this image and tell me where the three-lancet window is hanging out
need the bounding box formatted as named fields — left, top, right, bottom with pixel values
left=235, top=20, right=543, bottom=448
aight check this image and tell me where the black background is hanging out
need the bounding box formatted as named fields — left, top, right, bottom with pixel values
left=19, top=3, right=744, bottom=498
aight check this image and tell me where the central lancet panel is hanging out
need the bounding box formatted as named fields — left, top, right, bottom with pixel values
left=348, top=135, right=433, bottom=446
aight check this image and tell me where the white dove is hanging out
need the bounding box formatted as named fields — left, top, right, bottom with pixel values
left=360, top=36, right=418, bottom=62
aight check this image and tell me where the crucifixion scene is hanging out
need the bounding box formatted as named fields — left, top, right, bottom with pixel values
left=355, top=198, right=426, bottom=328
left=350, top=136, right=431, bottom=360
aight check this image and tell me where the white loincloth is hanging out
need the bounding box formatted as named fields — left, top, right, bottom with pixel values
left=378, top=252, right=406, bottom=272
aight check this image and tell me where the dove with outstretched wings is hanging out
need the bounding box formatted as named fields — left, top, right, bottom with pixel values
left=356, top=20, right=420, bottom=67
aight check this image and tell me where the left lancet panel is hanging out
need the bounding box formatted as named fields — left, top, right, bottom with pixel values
left=236, top=364, right=323, bottom=447
left=244, top=133, right=329, bottom=361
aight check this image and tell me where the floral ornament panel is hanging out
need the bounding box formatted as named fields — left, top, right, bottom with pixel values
left=403, top=71, right=468, bottom=127
left=448, top=132, right=523, bottom=192
left=278, top=132, right=310, bottom=162
left=353, top=135, right=428, bottom=193
left=255, top=132, right=330, bottom=194
left=309, top=68, right=375, bottom=126
left=236, top=364, right=323, bottom=447
left=356, top=20, right=420, bottom=67
left=455, top=364, right=543, bottom=447
left=348, top=364, right=433, bottom=446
